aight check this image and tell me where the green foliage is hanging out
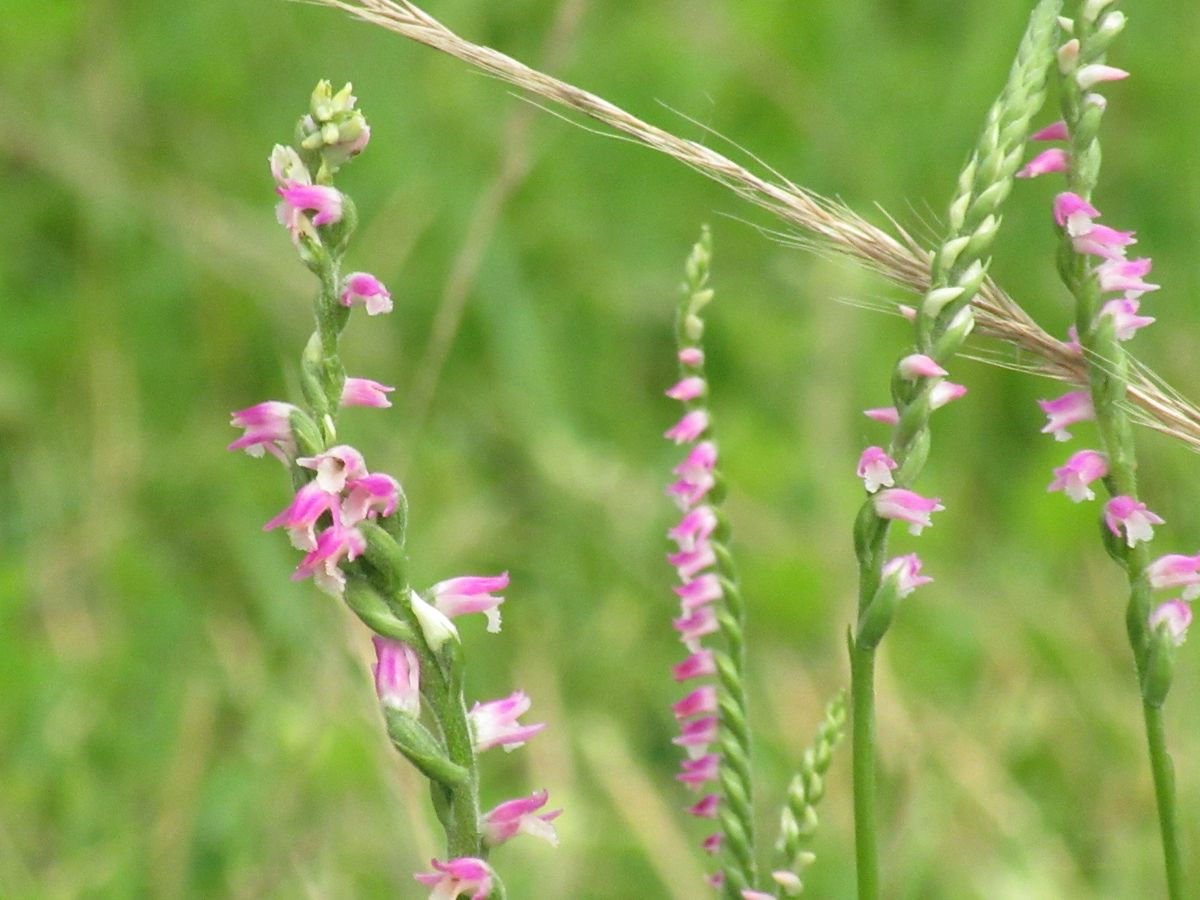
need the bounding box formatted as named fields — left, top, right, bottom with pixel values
left=1, top=1, right=1199, bottom=896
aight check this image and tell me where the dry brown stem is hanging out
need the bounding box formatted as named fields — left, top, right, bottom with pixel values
left=312, top=0, right=1200, bottom=450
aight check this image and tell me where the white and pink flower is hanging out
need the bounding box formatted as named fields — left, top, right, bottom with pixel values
left=664, top=409, right=710, bottom=444
left=1104, top=495, right=1164, bottom=547
left=340, top=272, right=393, bottom=315
left=481, top=790, right=561, bottom=848
left=872, top=488, right=945, bottom=536
left=297, top=444, right=369, bottom=494
left=428, top=573, right=509, bottom=634
left=1038, top=390, right=1095, bottom=441
left=372, top=636, right=420, bottom=717
left=341, top=377, right=395, bottom=408
left=414, top=857, right=493, bottom=900
left=264, top=480, right=335, bottom=550
left=1047, top=449, right=1109, bottom=502
left=228, top=401, right=298, bottom=462
left=469, top=691, right=545, bottom=753
left=856, top=446, right=898, bottom=493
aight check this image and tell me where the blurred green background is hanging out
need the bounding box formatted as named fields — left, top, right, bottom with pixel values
left=4, top=0, right=1200, bottom=897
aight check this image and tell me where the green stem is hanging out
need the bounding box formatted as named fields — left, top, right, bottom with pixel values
left=1143, top=704, right=1186, bottom=900
left=850, top=643, right=878, bottom=900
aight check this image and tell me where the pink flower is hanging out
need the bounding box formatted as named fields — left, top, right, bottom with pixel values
left=1076, top=64, right=1130, bottom=89
left=1030, top=120, right=1069, bottom=141
left=228, top=401, right=298, bottom=462
left=897, top=353, right=948, bottom=380
left=264, top=481, right=336, bottom=550
left=672, top=650, right=717, bottom=682
left=930, top=381, right=968, bottom=410
left=1097, top=258, right=1159, bottom=295
left=667, top=543, right=717, bottom=581
left=372, top=636, right=420, bottom=717
left=1017, top=148, right=1069, bottom=179
left=481, top=790, right=561, bottom=848
left=856, top=446, right=898, bottom=493
left=341, top=473, right=401, bottom=525
left=678, top=347, right=705, bottom=366
left=672, top=685, right=718, bottom=720
left=676, top=753, right=720, bottom=789
left=292, top=523, right=366, bottom=597
left=674, top=441, right=718, bottom=479
left=1147, top=554, right=1200, bottom=599
left=469, top=691, right=545, bottom=752
left=674, top=605, right=718, bottom=652
left=1054, top=192, right=1101, bottom=236
left=742, top=892, right=775, bottom=900
left=1073, top=224, right=1136, bottom=260
left=881, top=554, right=933, bottom=598
left=666, top=475, right=715, bottom=510
left=664, top=409, right=710, bottom=444
left=1047, top=449, right=1109, bottom=502
left=1105, top=495, right=1164, bottom=547
left=1038, top=390, right=1095, bottom=441
left=674, top=574, right=722, bottom=611
left=702, top=834, right=724, bottom=856
left=429, top=573, right=509, bottom=634
left=668, top=506, right=718, bottom=553
left=1100, top=298, right=1154, bottom=341
left=276, top=183, right=343, bottom=229
left=686, top=793, right=720, bottom=819
left=340, top=272, right=393, bottom=316
left=872, top=488, right=945, bottom=536
left=414, top=858, right=493, bottom=900
left=341, top=377, right=395, bottom=408
left=665, top=376, right=706, bottom=402
left=864, top=406, right=900, bottom=425
left=673, top=715, right=718, bottom=758
left=297, top=445, right=368, bottom=493
left=1149, top=599, right=1192, bottom=646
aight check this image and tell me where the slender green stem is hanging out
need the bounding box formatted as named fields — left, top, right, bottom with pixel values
left=1056, top=9, right=1187, bottom=895
left=1143, top=705, right=1186, bottom=899
left=850, top=644, right=879, bottom=900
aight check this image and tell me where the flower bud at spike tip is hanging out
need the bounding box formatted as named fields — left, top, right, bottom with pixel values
left=1104, top=496, right=1165, bottom=548
left=1047, top=450, right=1108, bottom=503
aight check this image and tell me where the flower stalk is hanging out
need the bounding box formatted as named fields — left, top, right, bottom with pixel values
left=230, top=81, right=557, bottom=897
left=849, top=3, right=1061, bottom=896
left=1024, top=4, right=1189, bottom=894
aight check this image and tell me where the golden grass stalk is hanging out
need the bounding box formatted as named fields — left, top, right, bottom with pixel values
left=309, top=0, right=1200, bottom=451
